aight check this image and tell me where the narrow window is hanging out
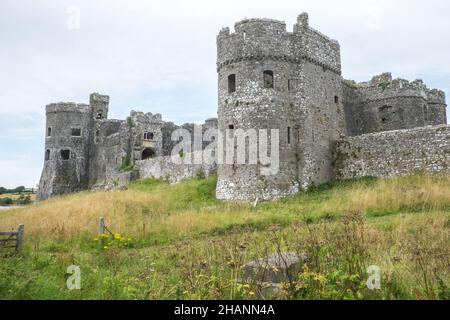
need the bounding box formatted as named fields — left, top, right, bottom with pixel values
left=263, top=70, right=274, bottom=89
left=45, top=149, right=50, bottom=161
left=96, top=112, right=103, bottom=120
left=423, top=105, right=428, bottom=122
left=243, top=31, right=246, bottom=40
left=60, top=149, right=70, bottom=160
left=228, top=74, right=236, bottom=93
left=288, top=80, right=291, bottom=91
left=379, top=105, right=393, bottom=124
left=71, top=128, right=81, bottom=137
left=334, top=96, right=339, bottom=104
left=95, top=130, right=100, bottom=143
left=228, top=124, right=235, bottom=130
left=47, top=127, right=52, bottom=137
left=287, top=127, right=291, bottom=144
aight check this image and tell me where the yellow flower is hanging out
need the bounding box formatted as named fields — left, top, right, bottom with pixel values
left=93, top=237, right=98, bottom=241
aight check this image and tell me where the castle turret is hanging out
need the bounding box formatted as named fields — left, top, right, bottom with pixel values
left=90, top=93, right=109, bottom=121
left=37, top=102, right=92, bottom=200
left=216, top=13, right=346, bottom=201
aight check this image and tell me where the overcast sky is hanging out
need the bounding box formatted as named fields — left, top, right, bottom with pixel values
left=0, top=0, right=449, bottom=188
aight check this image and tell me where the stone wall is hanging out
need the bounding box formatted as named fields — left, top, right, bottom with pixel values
left=333, top=125, right=450, bottom=180
left=136, top=152, right=217, bottom=184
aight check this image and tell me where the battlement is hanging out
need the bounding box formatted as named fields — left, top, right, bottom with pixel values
left=217, top=13, right=341, bottom=74
left=90, top=93, right=110, bottom=104
left=351, top=73, right=446, bottom=103
left=46, top=103, right=90, bottom=114
left=234, top=18, right=287, bottom=35
left=130, top=111, right=163, bottom=123
left=426, top=89, right=446, bottom=104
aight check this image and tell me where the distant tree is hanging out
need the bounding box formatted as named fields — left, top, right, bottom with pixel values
left=0, top=187, right=6, bottom=195
left=13, top=186, right=26, bottom=193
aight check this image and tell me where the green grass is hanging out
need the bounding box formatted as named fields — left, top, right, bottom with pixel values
left=0, top=174, right=449, bottom=300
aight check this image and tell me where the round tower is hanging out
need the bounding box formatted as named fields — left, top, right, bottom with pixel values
left=37, top=103, right=91, bottom=200
left=216, top=14, right=346, bottom=201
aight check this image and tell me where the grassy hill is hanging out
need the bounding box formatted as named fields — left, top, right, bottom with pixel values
left=0, top=175, right=449, bottom=300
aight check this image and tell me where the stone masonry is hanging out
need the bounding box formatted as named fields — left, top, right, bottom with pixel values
left=38, top=13, right=448, bottom=201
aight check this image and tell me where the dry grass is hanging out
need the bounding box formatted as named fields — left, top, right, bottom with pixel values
left=0, top=174, right=449, bottom=242
left=0, top=193, right=36, bottom=201
left=0, top=190, right=156, bottom=237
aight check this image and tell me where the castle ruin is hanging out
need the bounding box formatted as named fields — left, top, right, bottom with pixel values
left=38, top=13, right=449, bottom=201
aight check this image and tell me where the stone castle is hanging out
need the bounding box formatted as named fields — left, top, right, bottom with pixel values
left=37, top=13, right=449, bottom=201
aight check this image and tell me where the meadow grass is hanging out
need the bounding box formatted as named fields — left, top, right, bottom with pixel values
left=0, top=174, right=449, bottom=299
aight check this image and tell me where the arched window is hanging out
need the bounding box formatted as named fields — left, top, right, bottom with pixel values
left=47, top=127, right=52, bottom=137
left=45, top=150, right=50, bottom=161
left=263, top=70, right=274, bottom=88
left=144, top=132, right=154, bottom=140
left=228, top=74, right=236, bottom=93
left=96, top=112, right=103, bottom=120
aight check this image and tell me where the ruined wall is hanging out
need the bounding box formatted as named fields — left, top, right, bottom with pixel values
left=333, top=125, right=450, bottom=180
left=136, top=152, right=217, bottom=184
left=343, top=73, right=447, bottom=136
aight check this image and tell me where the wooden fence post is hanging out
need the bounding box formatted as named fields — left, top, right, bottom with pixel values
left=16, top=224, right=24, bottom=254
left=99, top=217, right=105, bottom=247
left=99, top=217, right=105, bottom=236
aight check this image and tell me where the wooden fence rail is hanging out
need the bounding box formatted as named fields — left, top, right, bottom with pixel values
left=0, top=224, right=24, bottom=255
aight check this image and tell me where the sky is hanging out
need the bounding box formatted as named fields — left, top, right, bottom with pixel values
left=0, top=0, right=449, bottom=189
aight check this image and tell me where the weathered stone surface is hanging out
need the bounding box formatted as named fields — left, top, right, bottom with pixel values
left=334, top=125, right=450, bottom=180
left=242, top=252, right=307, bottom=284
left=137, top=151, right=217, bottom=183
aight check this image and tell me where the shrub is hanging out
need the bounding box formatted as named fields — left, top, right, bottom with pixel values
left=16, top=193, right=31, bottom=205
left=0, top=197, right=13, bottom=206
